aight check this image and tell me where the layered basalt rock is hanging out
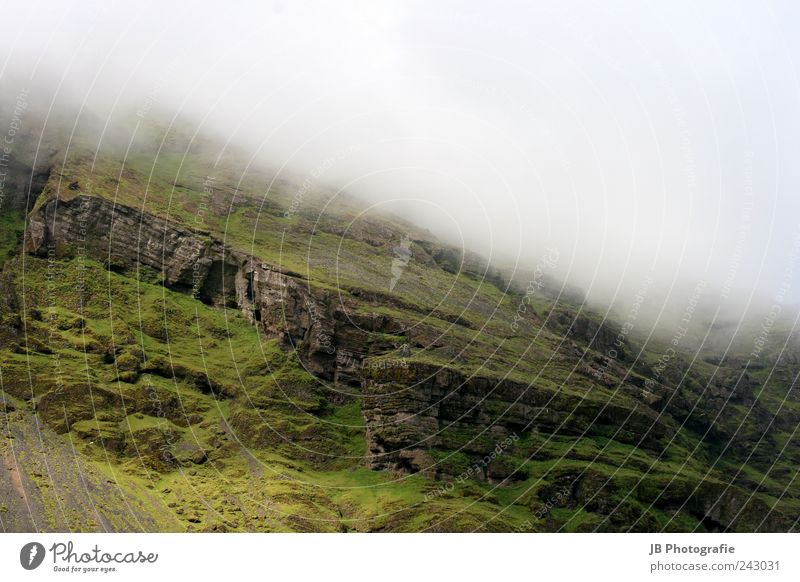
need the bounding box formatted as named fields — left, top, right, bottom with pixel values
left=21, top=193, right=670, bottom=482
left=26, top=194, right=235, bottom=305
left=360, top=361, right=672, bottom=475
left=23, top=194, right=413, bottom=384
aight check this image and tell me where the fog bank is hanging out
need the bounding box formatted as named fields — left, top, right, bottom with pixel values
left=3, top=0, right=800, bottom=323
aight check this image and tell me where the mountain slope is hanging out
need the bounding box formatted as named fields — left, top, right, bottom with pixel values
left=1, top=119, right=798, bottom=532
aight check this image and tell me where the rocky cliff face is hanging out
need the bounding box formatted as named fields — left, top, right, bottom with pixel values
left=26, top=194, right=236, bottom=303
left=8, top=170, right=796, bottom=532
left=23, top=194, right=439, bottom=456
left=25, top=193, right=352, bottom=369
left=14, top=192, right=765, bottom=494
left=360, top=361, right=671, bottom=476
left=29, top=193, right=629, bottom=481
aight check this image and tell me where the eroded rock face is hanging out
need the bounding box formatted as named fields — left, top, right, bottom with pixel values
left=24, top=194, right=392, bottom=380
left=360, top=361, right=672, bottom=476
left=18, top=194, right=670, bottom=483
left=26, top=195, right=232, bottom=302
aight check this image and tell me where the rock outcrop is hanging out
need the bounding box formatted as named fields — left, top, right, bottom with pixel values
left=22, top=194, right=546, bottom=479
left=15, top=194, right=693, bottom=483
left=361, top=361, right=671, bottom=476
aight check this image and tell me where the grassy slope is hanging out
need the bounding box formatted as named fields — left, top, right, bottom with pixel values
left=1, top=122, right=798, bottom=531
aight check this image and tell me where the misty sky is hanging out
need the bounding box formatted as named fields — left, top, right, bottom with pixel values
left=3, top=0, right=800, bottom=310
